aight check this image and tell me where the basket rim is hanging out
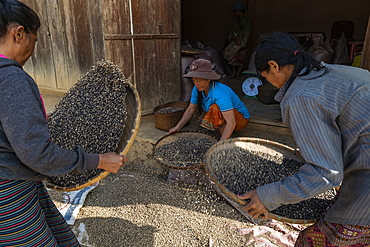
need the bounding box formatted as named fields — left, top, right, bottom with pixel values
left=44, top=81, right=141, bottom=192
left=118, top=81, right=141, bottom=157
left=203, top=137, right=318, bottom=224
left=154, top=101, right=189, bottom=114
left=152, top=130, right=218, bottom=170
left=43, top=170, right=109, bottom=192
left=153, top=102, right=189, bottom=131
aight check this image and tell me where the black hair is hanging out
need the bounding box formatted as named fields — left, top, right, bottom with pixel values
left=0, top=0, right=40, bottom=37
left=255, top=32, right=323, bottom=87
left=196, top=80, right=215, bottom=116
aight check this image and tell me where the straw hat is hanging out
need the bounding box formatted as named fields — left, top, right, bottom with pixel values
left=183, top=59, right=221, bottom=80
left=231, top=1, right=246, bottom=11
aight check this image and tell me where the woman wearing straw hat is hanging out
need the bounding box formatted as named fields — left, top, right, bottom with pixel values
left=224, top=1, right=251, bottom=80
left=168, top=59, right=250, bottom=141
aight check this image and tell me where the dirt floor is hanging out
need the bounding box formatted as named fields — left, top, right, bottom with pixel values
left=48, top=122, right=299, bottom=247
left=47, top=76, right=302, bottom=247
left=49, top=156, right=300, bottom=247
left=53, top=165, right=253, bottom=246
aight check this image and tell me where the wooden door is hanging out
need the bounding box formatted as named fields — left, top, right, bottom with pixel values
left=102, top=0, right=182, bottom=114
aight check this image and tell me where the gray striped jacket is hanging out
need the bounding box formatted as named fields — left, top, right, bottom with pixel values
left=257, top=63, right=370, bottom=225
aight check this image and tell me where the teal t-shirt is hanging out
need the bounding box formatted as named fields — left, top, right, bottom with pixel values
left=190, top=81, right=250, bottom=119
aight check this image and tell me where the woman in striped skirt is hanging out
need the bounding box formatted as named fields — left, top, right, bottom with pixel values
left=0, top=1, right=127, bottom=246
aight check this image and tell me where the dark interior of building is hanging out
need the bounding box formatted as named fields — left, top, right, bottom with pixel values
left=181, top=0, right=369, bottom=75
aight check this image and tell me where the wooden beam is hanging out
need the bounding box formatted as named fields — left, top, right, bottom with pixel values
left=360, top=15, right=370, bottom=70
left=249, top=117, right=287, bottom=128
left=38, top=86, right=67, bottom=97
left=104, top=34, right=179, bottom=40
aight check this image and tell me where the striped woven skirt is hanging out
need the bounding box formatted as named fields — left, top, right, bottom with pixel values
left=295, top=218, right=370, bottom=246
left=295, top=190, right=370, bottom=246
left=0, top=179, right=79, bottom=247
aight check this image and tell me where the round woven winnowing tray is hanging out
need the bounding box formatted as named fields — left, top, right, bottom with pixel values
left=204, top=137, right=335, bottom=224
left=153, top=130, right=218, bottom=170
left=44, top=81, right=141, bottom=192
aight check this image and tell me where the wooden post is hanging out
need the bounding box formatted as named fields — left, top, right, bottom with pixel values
left=360, top=15, right=370, bottom=70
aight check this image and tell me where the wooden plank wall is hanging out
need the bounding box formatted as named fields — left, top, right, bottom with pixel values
left=22, top=0, right=105, bottom=94
left=22, top=1, right=56, bottom=90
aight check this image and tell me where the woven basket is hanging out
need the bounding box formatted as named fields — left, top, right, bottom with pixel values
left=154, top=101, right=189, bottom=131
left=153, top=130, right=218, bottom=170
left=257, top=85, right=279, bottom=105
left=203, top=137, right=325, bottom=224
left=44, top=82, right=141, bottom=192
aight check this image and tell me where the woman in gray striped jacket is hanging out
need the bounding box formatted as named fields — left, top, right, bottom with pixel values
left=238, top=32, right=370, bottom=246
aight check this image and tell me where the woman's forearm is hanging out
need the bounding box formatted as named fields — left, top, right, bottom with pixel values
left=220, top=122, right=236, bottom=141
left=176, top=108, right=194, bottom=128
left=220, top=110, right=236, bottom=141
